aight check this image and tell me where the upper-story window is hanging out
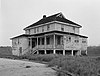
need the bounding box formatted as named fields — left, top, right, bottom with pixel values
left=74, top=40, right=79, bottom=43
left=82, top=41, right=86, bottom=43
left=42, top=26, right=44, bottom=32
left=61, top=25, right=64, bottom=31
left=82, top=39, right=86, bottom=43
left=34, top=28, right=36, bottom=33
left=37, top=27, right=39, bottom=32
left=47, top=25, right=50, bottom=31
left=73, top=27, right=75, bottom=32
left=28, top=29, right=30, bottom=34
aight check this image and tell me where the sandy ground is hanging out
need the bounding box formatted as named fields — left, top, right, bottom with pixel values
left=0, top=58, right=56, bottom=76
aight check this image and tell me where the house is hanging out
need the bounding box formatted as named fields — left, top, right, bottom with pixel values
left=11, top=12, right=88, bottom=56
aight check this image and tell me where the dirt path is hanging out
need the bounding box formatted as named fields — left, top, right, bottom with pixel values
left=0, top=58, right=56, bottom=76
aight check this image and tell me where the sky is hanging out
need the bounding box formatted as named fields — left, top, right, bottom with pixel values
left=0, top=0, right=100, bottom=46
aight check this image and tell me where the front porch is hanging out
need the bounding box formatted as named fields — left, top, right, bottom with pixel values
left=28, top=33, right=80, bottom=56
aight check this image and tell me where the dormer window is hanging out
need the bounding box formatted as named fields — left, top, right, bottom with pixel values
left=47, top=25, right=50, bottom=31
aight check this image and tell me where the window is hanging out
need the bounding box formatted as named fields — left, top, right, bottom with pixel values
left=82, top=41, right=86, bottom=43
left=34, top=28, right=36, bottom=33
left=29, top=39, right=30, bottom=46
left=18, top=38, right=19, bottom=44
left=47, top=37, right=50, bottom=45
left=73, top=27, right=75, bottom=32
left=75, top=40, right=79, bottom=43
left=61, top=25, right=64, bottom=31
left=38, top=38, right=40, bottom=45
left=69, top=36, right=71, bottom=42
left=57, top=36, right=61, bottom=45
left=37, top=27, right=39, bottom=32
left=42, top=37, right=44, bottom=45
left=29, top=29, right=30, bottom=34
left=19, top=47, right=22, bottom=55
left=42, top=26, right=44, bottom=32
left=47, top=25, right=50, bottom=31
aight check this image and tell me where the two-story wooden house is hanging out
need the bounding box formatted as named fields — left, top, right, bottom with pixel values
left=11, top=13, right=88, bottom=56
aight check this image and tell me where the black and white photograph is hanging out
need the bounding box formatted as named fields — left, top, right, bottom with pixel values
left=0, top=0, right=100, bottom=76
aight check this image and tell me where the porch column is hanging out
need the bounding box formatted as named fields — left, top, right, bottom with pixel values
left=45, top=36, right=46, bottom=54
left=53, top=34, right=56, bottom=54
left=37, top=37, right=38, bottom=48
left=85, top=50, right=87, bottom=55
left=63, top=50, right=65, bottom=55
left=71, top=50, right=73, bottom=56
left=80, top=50, right=81, bottom=55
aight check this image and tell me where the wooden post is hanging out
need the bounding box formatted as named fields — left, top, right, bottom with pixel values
left=45, top=36, right=46, bottom=54
left=53, top=34, right=56, bottom=54
left=37, top=37, right=38, bottom=48
left=30, top=38, right=32, bottom=49
left=86, top=50, right=87, bottom=55
left=71, top=50, right=73, bottom=56
left=80, top=50, right=81, bottom=55
left=63, top=50, right=65, bottom=55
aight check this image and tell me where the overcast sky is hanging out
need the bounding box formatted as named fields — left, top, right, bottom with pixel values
left=0, top=0, right=100, bottom=46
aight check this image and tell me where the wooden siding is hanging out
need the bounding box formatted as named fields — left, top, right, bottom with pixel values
left=12, top=37, right=29, bottom=56
left=55, top=23, right=79, bottom=34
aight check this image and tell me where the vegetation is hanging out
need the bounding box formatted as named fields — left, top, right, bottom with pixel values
left=87, top=46, right=100, bottom=56
left=19, top=54, right=100, bottom=76
left=48, top=56, right=100, bottom=76
left=1, top=46, right=100, bottom=76
left=0, top=46, right=12, bottom=55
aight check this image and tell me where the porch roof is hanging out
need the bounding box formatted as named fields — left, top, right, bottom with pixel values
left=29, top=31, right=88, bottom=38
left=10, top=34, right=30, bottom=39
left=11, top=31, right=88, bottom=39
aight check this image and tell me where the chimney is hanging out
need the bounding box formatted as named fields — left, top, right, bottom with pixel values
left=43, top=15, right=46, bottom=19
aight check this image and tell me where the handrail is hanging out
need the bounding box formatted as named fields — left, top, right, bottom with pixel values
left=31, top=46, right=37, bottom=54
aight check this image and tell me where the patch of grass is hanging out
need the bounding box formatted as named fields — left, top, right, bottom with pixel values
left=48, top=56, right=100, bottom=76
left=20, top=54, right=59, bottom=62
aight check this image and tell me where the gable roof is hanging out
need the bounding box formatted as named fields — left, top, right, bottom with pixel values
left=24, top=12, right=82, bottom=30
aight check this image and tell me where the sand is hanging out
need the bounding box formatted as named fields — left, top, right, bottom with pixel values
left=0, top=58, right=56, bottom=76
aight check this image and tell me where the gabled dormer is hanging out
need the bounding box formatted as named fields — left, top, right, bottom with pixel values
left=24, top=12, right=82, bottom=35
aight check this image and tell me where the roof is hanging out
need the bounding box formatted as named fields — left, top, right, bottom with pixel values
left=10, top=34, right=30, bottom=39
left=24, top=12, right=82, bottom=30
left=11, top=31, right=88, bottom=39
left=30, top=30, right=88, bottom=38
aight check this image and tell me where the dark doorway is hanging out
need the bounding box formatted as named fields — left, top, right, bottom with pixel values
left=32, top=38, right=37, bottom=48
